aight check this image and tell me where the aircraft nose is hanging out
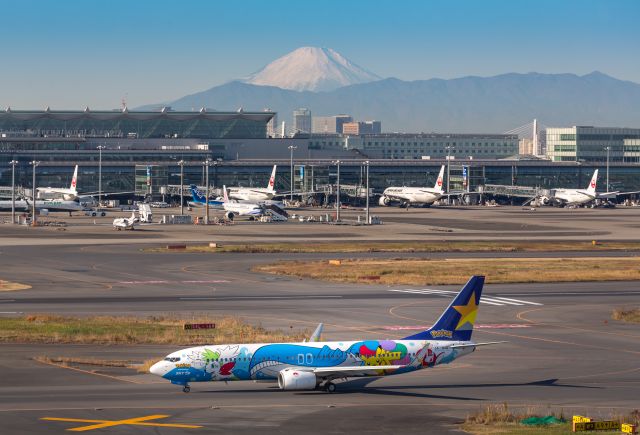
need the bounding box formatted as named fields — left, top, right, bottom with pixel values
left=149, top=361, right=168, bottom=377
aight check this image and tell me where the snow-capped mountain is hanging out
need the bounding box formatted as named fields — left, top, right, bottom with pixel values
left=242, top=47, right=381, bottom=92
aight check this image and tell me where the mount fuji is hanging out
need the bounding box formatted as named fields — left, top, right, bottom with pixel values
left=138, top=48, right=640, bottom=132
left=241, top=46, right=381, bottom=92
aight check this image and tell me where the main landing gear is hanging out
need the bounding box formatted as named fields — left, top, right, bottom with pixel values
left=317, top=381, right=336, bottom=393
left=182, top=385, right=191, bottom=393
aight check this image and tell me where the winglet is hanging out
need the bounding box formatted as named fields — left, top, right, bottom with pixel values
left=401, top=276, right=485, bottom=341
left=309, top=323, right=323, bottom=342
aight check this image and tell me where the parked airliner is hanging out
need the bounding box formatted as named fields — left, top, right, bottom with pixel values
left=540, top=169, right=604, bottom=206
left=150, top=276, right=502, bottom=393
left=228, top=165, right=278, bottom=201
left=379, top=165, right=445, bottom=207
left=37, top=165, right=79, bottom=200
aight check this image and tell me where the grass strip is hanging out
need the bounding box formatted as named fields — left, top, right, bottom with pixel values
left=146, top=241, right=640, bottom=254
left=462, top=403, right=639, bottom=435
left=0, top=279, right=31, bottom=291
left=0, top=314, right=307, bottom=345
left=253, top=257, right=640, bottom=285
left=612, top=308, right=640, bottom=323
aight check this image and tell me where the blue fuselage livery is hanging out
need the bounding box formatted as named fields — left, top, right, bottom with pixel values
left=150, top=276, right=502, bottom=393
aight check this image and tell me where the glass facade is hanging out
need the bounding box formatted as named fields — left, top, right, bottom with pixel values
left=0, top=110, right=272, bottom=139
left=547, top=126, right=640, bottom=163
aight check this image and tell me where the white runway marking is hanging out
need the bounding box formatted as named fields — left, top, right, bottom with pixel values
left=388, top=288, right=542, bottom=307
left=180, top=295, right=343, bottom=301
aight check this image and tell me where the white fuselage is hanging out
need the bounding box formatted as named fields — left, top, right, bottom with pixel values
left=228, top=188, right=275, bottom=202
left=0, top=199, right=85, bottom=212
left=150, top=338, right=473, bottom=384
left=223, top=201, right=264, bottom=217
left=381, top=187, right=443, bottom=206
left=552, top=189, right=596, bottom=206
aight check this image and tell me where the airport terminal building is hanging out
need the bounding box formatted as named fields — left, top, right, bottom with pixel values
left=1, top=109, right=640, bottom=199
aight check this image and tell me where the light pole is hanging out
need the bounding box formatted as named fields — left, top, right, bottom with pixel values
left=446, top=145, right=454, bottom=205
left=288, top=145, right=297, bottom=202
left=97, top=145, right=105, bottom=206
left=178, top=160, right=185, bottom=215
left=604, top=146, right=610, bottom=193
left=203, top=159, right=212, bottom=224
left=10, top=160, right=18, bottom=224
left=333, top=160, right=341, bottom=221
left=364, top=160, right=370, bottom=224
left=30, top=160, right=39, bottom=224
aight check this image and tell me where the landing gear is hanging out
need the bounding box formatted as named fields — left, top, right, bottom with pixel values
left=325, top=382, right=336, bottom=393
left=182, top=385, right=191, bottom=393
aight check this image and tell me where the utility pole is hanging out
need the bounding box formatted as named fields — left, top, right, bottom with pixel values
left=178, top=160, right=185, bottom=215
left=605, top=146, right=610, bottom=193
left=364, top=160, right=370, bottom=224
left=288, top=145, right=297, bottom=202
left=203, top=159, right=211, bottom=224
left=30, top=160, right=39, bottom=225
left=446, top=145, right=454, bottom=205
left=97, top=146, right=105, bottom=206
left=10, top=160, right=18, bottom=224
left=333, top=160, right=341, bottom=221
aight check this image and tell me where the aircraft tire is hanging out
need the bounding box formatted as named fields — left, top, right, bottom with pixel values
left=325, top=382, right=336, bottom=393
left=182, top=385, right=190, bottom=393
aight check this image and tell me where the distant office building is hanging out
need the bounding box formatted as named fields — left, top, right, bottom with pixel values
left=264, top=108, right=278, bottom=137
left=624, top=139, right=640, bottom=163
left=312, top=114, right=352, bottom=134
left=293, top=108, right=311, bottom=133
left=546, top=126, right=640, bottom=163
left=328, top=133, right=518, bottom=159
left=342, top=120, right=382, bottom=135
left=519, top=138, right=534, bottom=155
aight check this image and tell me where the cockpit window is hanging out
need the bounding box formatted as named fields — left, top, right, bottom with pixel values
left=164, top=357, right=181, bottom=362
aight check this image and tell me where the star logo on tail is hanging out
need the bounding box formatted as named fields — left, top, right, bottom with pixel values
left=453, top=291, right=478, bottom=330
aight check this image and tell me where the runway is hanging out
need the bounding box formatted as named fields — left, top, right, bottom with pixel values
left=0, top=242, right=638, bottom=433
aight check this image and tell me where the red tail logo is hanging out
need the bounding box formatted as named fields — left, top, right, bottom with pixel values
left=590, top=180, right=596, bottom=188
left=437, top=178, right=443, bottom=187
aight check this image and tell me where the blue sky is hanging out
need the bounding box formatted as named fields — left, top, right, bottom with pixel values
left=2, top=0, right=638, bottom=108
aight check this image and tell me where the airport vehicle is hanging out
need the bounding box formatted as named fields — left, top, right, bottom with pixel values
left=37, top=165, right=79, bottom=200
left=112, top=211, right=137, bottom=230
left=84, top=208, right=107, bottom=217
left=138, top=204, right=153, bottom=223
left=228, top=165, right=278, bottom=201
left=539, top=169, right=604, bottom=207
left=379, top=165, right=445, bottom=207
left=150, top=276, right=502, bottom=393
left=188, top=185, right=225, bottom=208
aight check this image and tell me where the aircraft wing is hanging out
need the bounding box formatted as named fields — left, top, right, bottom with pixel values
left=312, top=365, right=403, bottom=377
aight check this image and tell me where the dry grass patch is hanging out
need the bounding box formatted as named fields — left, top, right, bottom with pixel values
left=0, top=314, right=307, bottom=345
left=34, top=355, right=161, bottom=374
left=254, top=257, right=640, bottom=285
left=0, top=279, right=31, bottom=291
left=146, top=241, right=640, bottom=254
left=612, top=308, right=640, bottom=323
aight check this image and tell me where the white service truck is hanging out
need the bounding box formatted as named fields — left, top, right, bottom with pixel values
left=138, top=204, right=153, bottom=223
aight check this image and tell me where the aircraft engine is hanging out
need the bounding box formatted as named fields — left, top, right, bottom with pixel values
left=378, top=196, right=390, bottom=206
left=540, top=196, right=550, bottom=205
left=277, top=368, right=317, bottom=390
left=225, top=211, right=235, bottom=220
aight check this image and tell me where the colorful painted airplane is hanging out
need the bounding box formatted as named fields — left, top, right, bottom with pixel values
left=150, top=276, right=503, bottom=393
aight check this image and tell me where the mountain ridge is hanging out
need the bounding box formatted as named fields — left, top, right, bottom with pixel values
left=139, top=71, right=640, bottom=133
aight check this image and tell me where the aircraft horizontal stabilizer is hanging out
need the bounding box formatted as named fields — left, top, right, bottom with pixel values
left=448, top=341, right=507, bottom=349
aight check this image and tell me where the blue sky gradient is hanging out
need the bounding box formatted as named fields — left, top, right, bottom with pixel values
left=2, top=0, right=638, bottom=108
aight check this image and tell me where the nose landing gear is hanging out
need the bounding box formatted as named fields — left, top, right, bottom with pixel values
left=182, top=385, right=191, bottom=393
